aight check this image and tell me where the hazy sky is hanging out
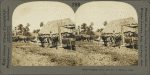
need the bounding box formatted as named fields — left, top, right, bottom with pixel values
left=76, top=1, right=138, bottom=31
left=13, top=1, right=138, bottom=32
left=12, top=1, right=75, bottom=32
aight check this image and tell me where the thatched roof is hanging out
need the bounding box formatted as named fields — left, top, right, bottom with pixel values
left=102, top=17, right=138, bottom=33
left=39, top=18, right=75, bottom=34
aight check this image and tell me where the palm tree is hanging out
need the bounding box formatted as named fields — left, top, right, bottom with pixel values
left=103, top=21, right=107, bottom=26
left=89, top=22, right=94, bottom=31
left=33, top=30, right=37, bottom=33
left=37, top=29, right=40, bottom=33
left=81, top=22, right=94, bottom=35
left=81, top=23, right=87, bottom=33
left=88, top=22, right=94, bottom=35
left=23, top=23, right=30, bottom=36
left=40, top=22, right=44, bottom=27
left=96, top=29, right=101, bottom=32
left=33, top=29, right=40, bottom=33
left=18, top=24, right=23, bottom=33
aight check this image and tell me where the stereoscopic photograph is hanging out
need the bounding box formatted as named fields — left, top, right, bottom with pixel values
left=12, top=1, right=138, bottom=66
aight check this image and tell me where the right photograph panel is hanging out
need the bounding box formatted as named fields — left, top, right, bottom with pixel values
left=75, top=1, right=138, bottom=66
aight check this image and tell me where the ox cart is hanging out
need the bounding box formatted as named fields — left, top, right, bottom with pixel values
left=62, top=38, right=76, bottom=50
left=38, top=33, right=76, bottom=50
left=75, top=34, right=99, bottom=42
left=101, top=33, right=122, bottom=47
left=101, top=31, right=138, bottom=49
left=124, top=31, right=138, bottom=49
left=62, top=33, right=76, bottom=50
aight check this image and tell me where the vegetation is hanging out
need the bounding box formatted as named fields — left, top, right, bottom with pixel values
left=18, top=24, right=24, bottom=32
left=12, top=42, right=138, bottom=66
left=33, top=29, right=40, bottom=33
left=81, top=22, right=94, bottom=35
left=17, top=23, right=31, bottom=36
left=40, top=22, right=44, bottom=27
left=103, top=21, right=107, bottom=26
left=96, top=28, right=104, bottom=33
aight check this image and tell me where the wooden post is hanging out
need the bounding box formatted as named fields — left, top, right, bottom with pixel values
left=132, top=37, right=134, bottom=49
left=58, top=26, right=62, bottom=47
left=78, top=26, right=80, bottom=35
left=99, top=32, right=101, bottom=42
left=70, top=39, right=72, bottom=50
left=80, top=38, right=82, bottom=46
left=121, top=25, right=125, bottom=46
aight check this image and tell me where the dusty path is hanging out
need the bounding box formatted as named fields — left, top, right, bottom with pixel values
left=12, top=42, right=138, bottom=66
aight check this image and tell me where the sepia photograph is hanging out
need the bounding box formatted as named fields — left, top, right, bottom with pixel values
left=75, top=1, right=138, bottom=66
left=12, top=1, right=138, bottom=66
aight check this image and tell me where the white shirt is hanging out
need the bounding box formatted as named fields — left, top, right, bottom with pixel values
left=50, top=33, right=52, bottom=37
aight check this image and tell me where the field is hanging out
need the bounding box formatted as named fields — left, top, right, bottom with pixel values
left=12, top=41, right=138, bottom=66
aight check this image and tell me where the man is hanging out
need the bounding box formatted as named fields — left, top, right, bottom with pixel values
left=128, top=31, right=132, bottom=37
left=14, top=27, right=17, bottom=36
left=99, top=32, right=102, bottom=42
left=102, top=33, right=107, bottom=46
left=128, top=31, right=132, bottom=47
left=112, top=30, right=116, bottom=45
left=55, top=33, right=59, bottom=49
left=52, top=33, right=58, bottom=49
left=35, top=36, right=38, bottom=43
left=39, top=35, right=45, bottom=47
left=47, top=31, right=52, bottom=47
left=118, top=32, right=122, bottom=48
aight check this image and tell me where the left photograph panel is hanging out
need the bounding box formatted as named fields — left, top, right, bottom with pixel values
left=12, top=1, right=76, bottom=66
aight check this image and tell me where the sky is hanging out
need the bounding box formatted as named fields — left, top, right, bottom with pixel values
left=12, top=1, right=75, bottom=32
left=13, top=1, right=138, bottom=32
left=75, top=1, right=138, bottom=31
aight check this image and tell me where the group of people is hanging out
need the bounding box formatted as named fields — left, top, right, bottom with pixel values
left=39, top=31, right=59, bottom=49
left=108, top=30, right=134, bottom=47
left=103, top=30, right=122, bottom=47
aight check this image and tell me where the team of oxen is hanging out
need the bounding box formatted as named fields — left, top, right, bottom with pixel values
left=12, top=32, right=124, bottom=49
left=12, top=35, right=59, bottom=48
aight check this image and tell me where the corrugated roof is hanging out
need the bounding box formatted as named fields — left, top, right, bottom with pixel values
left=102, top=17, right=138, bottom=33
left=39, top=18, right=75, bottom=34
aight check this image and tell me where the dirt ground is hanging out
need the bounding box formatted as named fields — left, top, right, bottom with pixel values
left=12, top=41, right=138, bottom=66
